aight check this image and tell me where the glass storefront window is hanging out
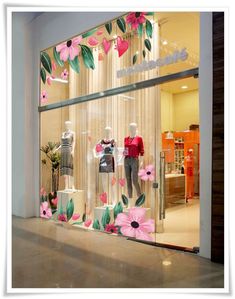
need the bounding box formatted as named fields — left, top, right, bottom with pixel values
left=39, top=11, right=200, bottom=248
left=39, top=12, right=199, bottom=106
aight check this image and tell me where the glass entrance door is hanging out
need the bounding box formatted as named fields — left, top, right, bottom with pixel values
left=156, top=76, right=200, bottom=250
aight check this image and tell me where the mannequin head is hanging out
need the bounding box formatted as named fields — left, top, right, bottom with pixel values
left=104, top=126, right=112, bottom=139
left=187, top=148, right=193, bottom=155
left=129, top=123, right=137, bottom=137
left=65, top=120, right=72, bottom=131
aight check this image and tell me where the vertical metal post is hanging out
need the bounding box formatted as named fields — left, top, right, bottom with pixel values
left=159, top=151, right=166, bottom=220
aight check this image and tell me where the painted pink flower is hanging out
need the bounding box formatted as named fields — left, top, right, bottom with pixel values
left=126, top=12, right=147, bottom=30
left=119, top=178, right=126, bottom=187
left=96, top=30, right=103, bottom=36
left=40, top=90, right=48, bottom=104
left=99, top=192, right=107, bottom=204
left=46, top=75, right=52, bottom=85
left=115, top=207, right=154, bottom=241
left=88, top=36, right=99, bottom=46
left=138, top=165, right=155, bottom=181
left=51, top=197, right=58, bottom=206
left=58, top=214, right=67, bottom=222
left=105, top=223, right=118, bottom=234
left=111, top=176, right=116, bottom=186
left=40, top=202, right=52, bottom=219
left=84, top=219, right=92, bottom=227
left=98, top=52, right=104, bottom=61
left=96, top=143, right=103, bottom=152
left=61, top=69, right=69, bottom=80
left=40, top=187, right=47, bottom=197
left=56, top=36, right=82, bottom=62
left=52, top=60, right=57, bottom=71
left=72, top=213, right=80, bottom=221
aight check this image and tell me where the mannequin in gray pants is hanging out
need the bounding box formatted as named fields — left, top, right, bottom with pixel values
left=124, top=123, right=144, bottom=206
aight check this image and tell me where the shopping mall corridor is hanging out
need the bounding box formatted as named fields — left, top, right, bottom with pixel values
left=12, top=216, right=224, bottom=288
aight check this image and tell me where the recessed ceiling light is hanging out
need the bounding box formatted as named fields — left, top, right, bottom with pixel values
left=181, top=85, right=188, bottom=89
left=162, top=40, right=168, bottom=45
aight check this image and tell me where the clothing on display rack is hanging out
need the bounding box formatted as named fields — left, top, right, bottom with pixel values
left=60, top=131, right=74, bottom=176
left=98, top=139, right=116, bottom=173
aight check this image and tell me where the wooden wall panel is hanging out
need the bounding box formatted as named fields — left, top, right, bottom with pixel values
left=211, top=12, right=224, bottom=263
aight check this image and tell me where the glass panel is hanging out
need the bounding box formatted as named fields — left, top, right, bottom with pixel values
left=158, top=77, right=200, bottom=248
left=39, top=12, right=199, bottom=107
left=40, top=85, right=161, bottom=243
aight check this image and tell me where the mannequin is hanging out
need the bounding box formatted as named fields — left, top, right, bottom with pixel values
left=124, top=123, right=144, bottom=207
left=94, top=127, right=117, bottom=205
left=57, top=121, right=76, bottom=190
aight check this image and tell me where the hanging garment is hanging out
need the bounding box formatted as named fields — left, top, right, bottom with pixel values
left=98, top=139, right=115, bottom=173
left=60, top=131, right=74, bottom=176
left=124, top=135, right=144, bottom=158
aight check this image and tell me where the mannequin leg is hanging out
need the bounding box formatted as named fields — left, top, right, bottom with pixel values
left=124, top=158, right=133, bottom=199
left=132, top=158, right=142, bottom=197
left=64, top=175, right=69, bottom=190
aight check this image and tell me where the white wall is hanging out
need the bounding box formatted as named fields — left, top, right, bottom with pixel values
left=199, top=12, right=212, bottom=259
left=12, top=11, right=123, bottom=217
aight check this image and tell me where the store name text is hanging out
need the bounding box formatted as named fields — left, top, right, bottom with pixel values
left=117, top=48, right=188, bottom=78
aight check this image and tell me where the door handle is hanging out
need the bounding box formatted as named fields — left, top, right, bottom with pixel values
left=159, top=151, right=166, bottom=220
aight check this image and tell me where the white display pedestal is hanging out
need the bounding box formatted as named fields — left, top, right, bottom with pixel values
left=94, top=205, right=114, bottom=230
left=94, top=205, right=151, bottom=230
left=57, top=189, right=85, bottom=223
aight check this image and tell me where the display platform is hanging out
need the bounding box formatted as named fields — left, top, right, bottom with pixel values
left=57, top=189, right=85, bottom=223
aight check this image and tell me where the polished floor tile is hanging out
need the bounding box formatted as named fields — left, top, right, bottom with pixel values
left=12, top=216, right=224, bottom=288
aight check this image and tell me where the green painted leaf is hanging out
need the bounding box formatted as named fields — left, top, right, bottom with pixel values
left=133, top=54, right=137, bottom=65
left=53, top=47, right=64, bottom=67
left=137, top=23, right=143, bottom=37
left=121, top=194, right=129, bottom=206
left=105, top=22, right=112, bottom=35
left=92, top=219, right=100, bottom=230
left=58, top=200, right=63, bottom=215
left=135, top=193, right=146, bottom=207
left=144, top=39, right=152, bottom=52
left=68, top=56, right=80, bottom=73
left=80, top=44, right=95, bottom=70
left=66, top=198, right=74, bottom=221
left=143, top=49, right=146, bottom=59
left=40, top=67, right=46, bottom=84
left=146, top=19, right=153, bottom=38
left=82, top=28, right=97, bottom=38
left=72, top=221, right=83, bottom=225
left=113, top=202, right=123, bottom=219
left=40, top=51, right=52, bottom=74
left=101, top=207, right=110, bottom=229
left=117, top=17, right=126, bottom=33
left=146, top=12, right=154, bottom=16
left=82, top=213, right=86, bottom=222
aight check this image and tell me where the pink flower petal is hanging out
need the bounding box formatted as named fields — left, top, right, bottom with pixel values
left=72, top=36, right=83, bottom=46
left=146, top=165, right=155, bottom=172
left=41, top=201, right=49, bottom=210
left=56, top=42, right=67, bottom=52
left=40, top=187, right=45, bottom=196
left=52, top=60, right=57, bottom=71
left=46, top=209, right=52, bottom=218
left=120, top=225, right=136, bottom=238
left=140, top=174, right=149, bottom=181
left=84, top=219, right=92, bottom=227
left=72, top=213, right=80, bottom=221
left=69, top=46, right=79, bottom=61
left=139, top=219, right=155, bottom=233
left=96, top=30, right=103, bottom=36
left=111, top=177, right=116, bottom=186
left=138, top=169, right=146, bottom=176
left=46, top=76, right=52, bottom=85
left=60, top=48, right=70, bottom=61
left=119, top=178, right=125, bottom=187
left=135, top=228, right=153, bottom=241
left=128, top=207, right=146, bottom=223
left=148, top=174, right=155, bottom=181
left=115, top=212, right=130, bottom=227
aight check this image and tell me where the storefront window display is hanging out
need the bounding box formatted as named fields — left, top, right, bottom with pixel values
left=40, top=11, right=199, bottom=246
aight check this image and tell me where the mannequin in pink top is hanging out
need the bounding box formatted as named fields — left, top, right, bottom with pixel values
left=124, top=123, right=144, bottom=206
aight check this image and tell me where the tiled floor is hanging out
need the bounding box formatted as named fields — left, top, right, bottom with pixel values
left=12, top=215, right=224, bottom=288
left=155, top=198, right=200, bottom=248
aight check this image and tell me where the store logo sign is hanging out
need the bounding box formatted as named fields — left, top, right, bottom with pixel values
left=117, top=48, right=188, bottom=78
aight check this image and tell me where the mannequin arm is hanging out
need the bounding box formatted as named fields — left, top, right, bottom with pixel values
left=71, top=132, right=76, bottom=156
left=139, top=155, right=144, bottom=168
